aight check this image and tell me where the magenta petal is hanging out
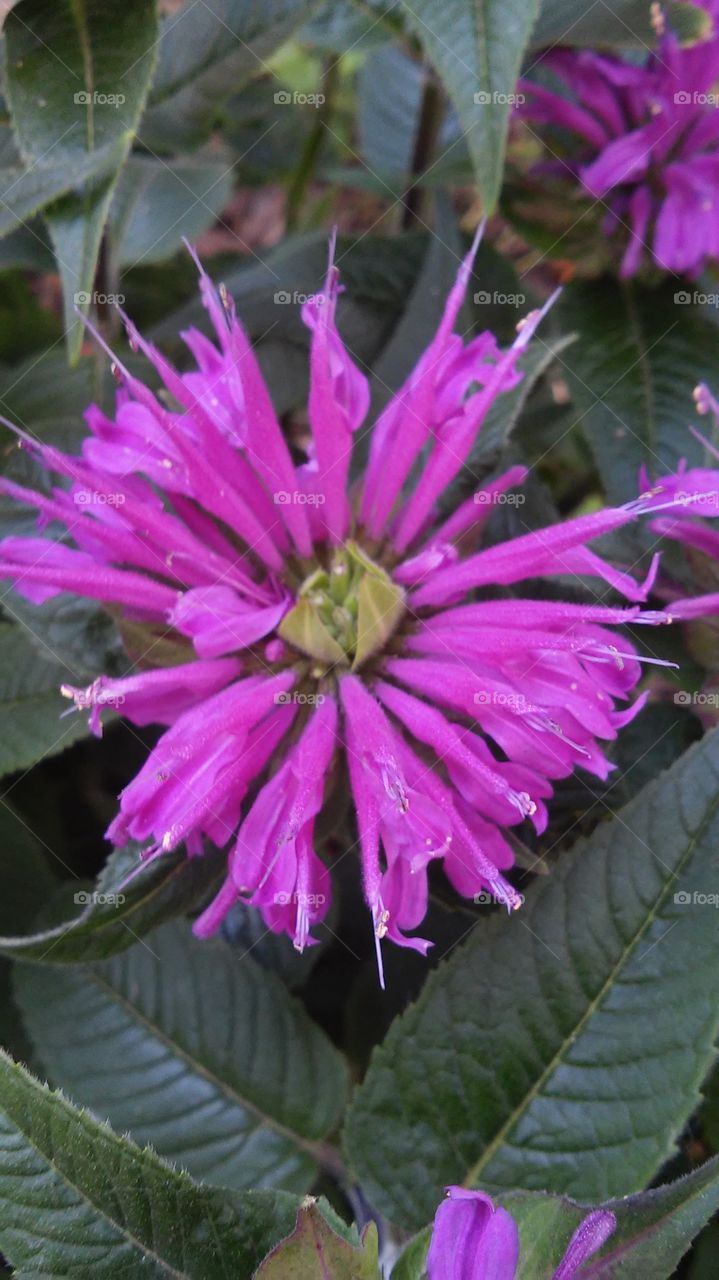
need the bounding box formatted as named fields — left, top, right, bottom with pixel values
left=552, top=1210, right=616, bottom=1279
left=426, top=1187, right=520, bottom=1280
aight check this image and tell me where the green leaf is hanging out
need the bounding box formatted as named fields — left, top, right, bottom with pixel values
left=0, top=842, right=227, bottom=963
left=110, top=155, right=234, bottom=268
left=0, top=146, right=122, bottom=239
left=0, top=1048, right=342, bottom=1276
left=557, top=280, right=718, bottom=504
left=397, top=0, right=540, bottom=211
left=532, top=0, right=710, bottom=49
left=344, top=726, right=719, bottom=1229
left=0, top=623, right=91, bottom=778
left=4, top=0, right=159, bottom=361
left=15, top=920, right=348, bottom=1193
left=150, top=0, right=317, bottom=106
left=256, top=1199, right=380, bottom=1278
left=392, top=1159, right=719, bottom=1279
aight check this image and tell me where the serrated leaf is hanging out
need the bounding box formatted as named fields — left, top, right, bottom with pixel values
left=0, top=842, right=227, bottom=963
left=398, top=0, right=539, bottom=211
left=0, top=1048, right=344, bottom=1276
left=557, top=280, right=717, bottom=504
left=15, top=920, right=348, bottom=1192
left=255, top=1199, right=379, bottom=1278
left=344, top=726, right=719, bottom=1229
left=0, top=624, right=90, bottom=778
left=392, top=1159, right=719, bottom=1279
left=4, top=0, right=159, bottom=361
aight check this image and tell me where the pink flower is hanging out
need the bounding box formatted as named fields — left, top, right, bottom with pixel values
left=0, top=234, right=674, bottom=979
left=426, top=1185, right=616, bottom=1279
left=519, top=4, right=719, bottom=276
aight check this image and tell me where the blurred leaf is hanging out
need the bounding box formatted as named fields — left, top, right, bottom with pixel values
left=398, top=0, right=539, bottom=211
left=0, top=146, right=124, bottom=239
left=0, top=1048, right=345, bottom=1276
left=111, top=154, right=234, bottom=268
left=300, top=0, right=395, bottom=51
left=357, top=45, right=465, bottom=183
left=149, top=0, right=318, bottom=108
left=345, top=726, right=719, bottom=1229
left=15, top=920, right=348, bottom=1192
left=392, top=1159, right=719, bottom=1279
left=0, top=841, right=227, bottom=963
left=4, top=0, right=159, bottom=361
left=256, top=1200, right=379, bottom=1278
left=557, top=279, right=718, bottom=504
left=532, top=0, right=710, bottom=48
left=0, top=623, right=91, bottom=778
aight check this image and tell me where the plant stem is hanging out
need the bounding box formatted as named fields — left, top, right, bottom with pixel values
left=402, top=68, right=445, bottom=229
left=286, top=61, right=339, bottom=232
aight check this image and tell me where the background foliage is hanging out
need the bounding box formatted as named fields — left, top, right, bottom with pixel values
left=0, top=0, right=718, bottom=1276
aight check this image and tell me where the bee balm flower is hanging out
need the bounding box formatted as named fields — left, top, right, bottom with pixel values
left=0, top=235, right=671, bottom=980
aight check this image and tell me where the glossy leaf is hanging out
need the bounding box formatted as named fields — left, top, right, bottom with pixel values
left=345, top=726, right=719, bottom=1228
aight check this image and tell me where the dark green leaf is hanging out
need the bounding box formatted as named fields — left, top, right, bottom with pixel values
left=15, top=921, right=348, bottom=1193
left=345, top=726, right=719, bottom=1228
left=111, top=155, right=234, bottom=268
left=397, top=0, right=540, bottom=210
left=0, top=842, right=227, bottom=963
left=4, top=0, right=159, bottom=360
left=0, top=1048, right=342, bottom=1276
left=532, top=0, right=710, bottom=49
left=557, top=279, right=718, bottom=504
left=0, top=624, right=90, bottom=778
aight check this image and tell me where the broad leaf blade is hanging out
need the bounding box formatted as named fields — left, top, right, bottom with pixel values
left=0, top=843, right=227, bottom=963
left=557, top=280, right=717, bottom=504
left=256, top=1201, right=380, bottom=1278
left=0, top=1048, right=339, bottom=1276
left=0, top=624, right=90, bottom=778
left=4, top=0, right=159, bottom=360
left=15, top=921, right=348, bottom=1192
left=398, top=0, right=539, bottom=211
left=345, top=726, right=719, bottom=1228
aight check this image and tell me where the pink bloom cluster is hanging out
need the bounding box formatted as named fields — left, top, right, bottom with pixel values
left=520, top=3, right=719, bottom=276
left=0, top=236, right=673, bottom=979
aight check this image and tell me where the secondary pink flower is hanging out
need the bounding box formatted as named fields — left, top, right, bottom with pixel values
left=0, top=235, right=673, bottom=979
left=519, top=4, right=719, bottom=276
left=426, top=1186, right=616, bottom=1279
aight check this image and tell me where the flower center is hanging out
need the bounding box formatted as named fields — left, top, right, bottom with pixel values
left=279, top=540, right=405, bottom=670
